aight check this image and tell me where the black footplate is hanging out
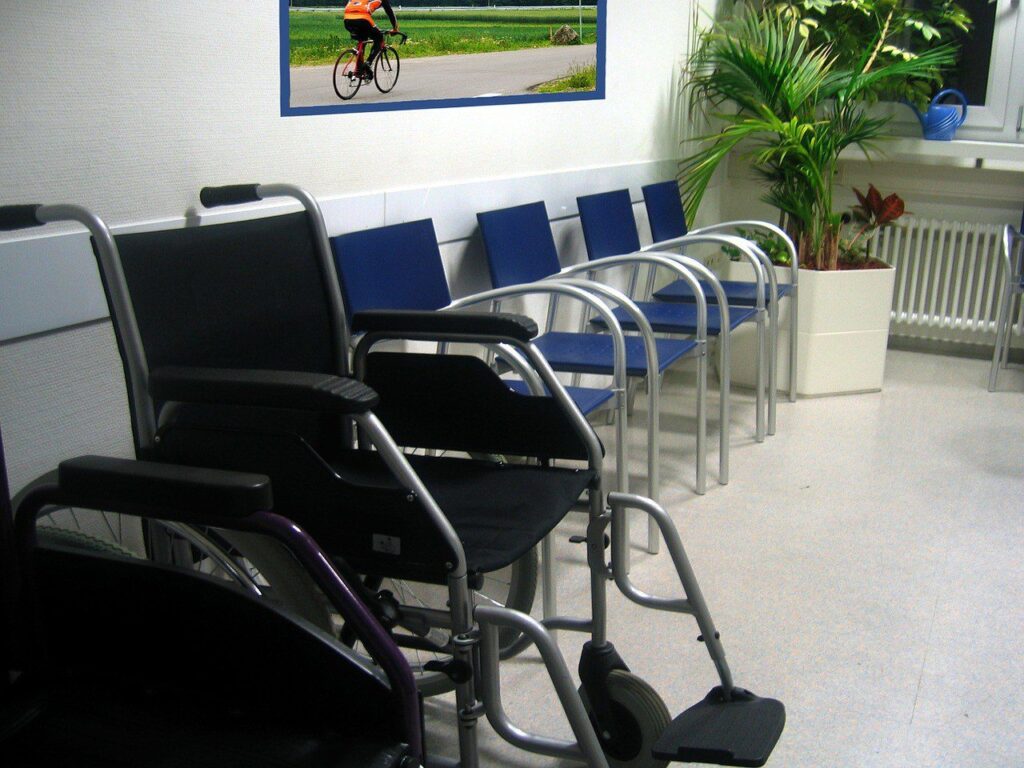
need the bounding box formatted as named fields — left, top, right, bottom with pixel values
left=652, top=686, right=785, bottom=767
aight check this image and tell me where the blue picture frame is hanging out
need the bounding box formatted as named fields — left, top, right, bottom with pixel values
left=280, top=1, right=606, bottom=116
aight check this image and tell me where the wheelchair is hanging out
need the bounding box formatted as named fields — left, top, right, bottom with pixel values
left=0, top=194, right=786, bottom=767
left=0, top=422, right=422, bottom=767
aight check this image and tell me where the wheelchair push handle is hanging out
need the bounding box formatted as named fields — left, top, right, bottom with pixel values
left=0, top=204, right=46, bottom=231
left=199, top=184, right=263, bottom=208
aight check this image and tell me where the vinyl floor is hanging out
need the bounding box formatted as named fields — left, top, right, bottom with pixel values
left=421, top=349, right=1024, bottom=767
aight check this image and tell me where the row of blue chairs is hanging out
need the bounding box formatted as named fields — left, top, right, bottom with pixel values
left=327, top=181, right=797, bottom=556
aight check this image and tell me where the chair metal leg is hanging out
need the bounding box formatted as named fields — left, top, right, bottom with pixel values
left=989, top=285, right=1012, bottom=391
left=1001, top=295, right=1016, bottom=367
left=755, top=311, right=766, bottom=443
left=542, top=534, right=557, bottom=627
left=767, top=297, right=779, bottom=436
left=646, top=372, right=662, bottom=554
left=718, top=334, right=730, bottom=487
left=696, top=341, right=708, bottom=495
left=789, top=287, right=798, bottom=402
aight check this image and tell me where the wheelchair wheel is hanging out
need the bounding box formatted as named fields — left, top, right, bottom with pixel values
left=35, top=505, right=334, bottom=633
left=581, top=670, right=671, bottom=768
left=35, top=525, right=136, bottom=558
left=184, top=528, right=334, bottom=632
left=374, top=47, right=400, bottom=93
left=361, top=547, right=538, bottom=697
left=333, top=48, right=362, bottom=100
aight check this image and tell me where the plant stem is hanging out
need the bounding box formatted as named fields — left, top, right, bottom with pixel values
left=862, top=9, right=894, bottom=75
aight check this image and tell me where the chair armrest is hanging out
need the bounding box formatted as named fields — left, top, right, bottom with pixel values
left=54, top=455, right=273, bottom=521
left=352, top=309, right=538, bottom=343
left=149, top=366, right=379, bottom=414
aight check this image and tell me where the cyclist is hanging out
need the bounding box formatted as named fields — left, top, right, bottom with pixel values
left=343, top=0, right=399, bottom=81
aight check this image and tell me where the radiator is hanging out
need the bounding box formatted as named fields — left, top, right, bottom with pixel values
left=870, top=218, right=1022, bottom=347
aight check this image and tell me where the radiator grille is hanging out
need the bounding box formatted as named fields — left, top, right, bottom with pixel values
left=870, top=219, right=1022, bottom=346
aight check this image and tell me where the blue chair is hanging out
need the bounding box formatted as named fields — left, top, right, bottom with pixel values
left=989, top=224, right=1024, bottom=391
left=329, top=218, right=639, bottom=474
left=576, top=188, right=773, bottom=444
left=476, top=201, right=721, bottom=511
left=330, top=218, right=669, bottom=566
left=642, top=180, right=800, bottom=421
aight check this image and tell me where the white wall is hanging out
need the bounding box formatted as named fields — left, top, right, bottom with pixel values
left=0, top=1, right=690, bottom=226
left=0, top=1, right=696, bottom=492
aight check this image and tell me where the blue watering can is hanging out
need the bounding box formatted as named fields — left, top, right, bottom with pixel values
left=908, top=88, right=968, bottom=141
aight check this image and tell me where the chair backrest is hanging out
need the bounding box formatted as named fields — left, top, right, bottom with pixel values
left=331, top=219, right=452, bottom=321
left=110, top=212, right=340, bottom=377
left=477, top=202, right=562, bottom=287
left=642, top=180, right=690, bottom=242
left=576, top=189, right=642, bottom=260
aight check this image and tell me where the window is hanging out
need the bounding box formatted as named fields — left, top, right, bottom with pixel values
left=942, top=0, right=1024, bottom=142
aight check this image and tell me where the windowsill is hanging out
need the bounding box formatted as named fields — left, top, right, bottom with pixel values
left=840, top=137, right=1024, bottom=169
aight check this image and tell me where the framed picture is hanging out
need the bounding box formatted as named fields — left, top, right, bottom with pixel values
left=280, top=0, right=606, bottom=115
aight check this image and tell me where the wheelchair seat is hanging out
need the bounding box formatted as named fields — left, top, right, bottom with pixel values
left=151, top=352, right=595, bottom=584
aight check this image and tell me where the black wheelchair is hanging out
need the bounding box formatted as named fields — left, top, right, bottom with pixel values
left=0, top=192, right=785, bottom=768
left=0, top=420, right=422, bottom=767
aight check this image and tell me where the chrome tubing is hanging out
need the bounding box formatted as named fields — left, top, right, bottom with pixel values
left=559, top=253, right=710, bottom=494
left=690, top=219, right=799, bottom=404
left=33, top=205, right=156, bottom=451
left=476, top=605, right=611, bottom=768
left=607, top=492, right=735, bottom=695
left=643, top=233, right=768, bottom=443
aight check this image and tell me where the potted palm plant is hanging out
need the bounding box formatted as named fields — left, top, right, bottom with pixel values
left=680, top=3, right=959, bottom=395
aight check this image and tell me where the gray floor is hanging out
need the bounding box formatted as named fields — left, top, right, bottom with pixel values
left=423, top=349, right=1024, bottom=767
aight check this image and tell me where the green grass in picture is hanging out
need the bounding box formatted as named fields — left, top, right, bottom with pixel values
left=535, top=63, right=596, bottom=93
left=289, top=9, right=598, bottom=66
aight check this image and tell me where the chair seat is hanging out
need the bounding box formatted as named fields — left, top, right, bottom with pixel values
left=533, top=331, right=697, bottom=377
left=2, top=685, right=409, bottom=768
left=654, top=278, right=793, bottom=306
left=328, top=451, right=595, bottom=576
left=418, top=455, right=594, bottom=574
left=589, top=302, right=759, bottom=336
left=505, top=379, right=615, bottom=415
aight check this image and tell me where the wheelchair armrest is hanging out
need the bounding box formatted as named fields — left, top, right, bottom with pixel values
left=352, top=309, right=538, bottom=343
left=149, top=366, right=380, bottom=413
left=56, top=455, right=272, bottom=520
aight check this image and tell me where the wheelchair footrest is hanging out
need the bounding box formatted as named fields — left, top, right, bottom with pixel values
left=652, top=686, right=785, bottom=767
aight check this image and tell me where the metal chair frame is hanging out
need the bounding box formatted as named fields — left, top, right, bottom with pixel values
left=989, top=224, right=1024, bottom=391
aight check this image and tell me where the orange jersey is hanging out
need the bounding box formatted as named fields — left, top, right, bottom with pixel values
left=344, top=0, right=383, bottom=23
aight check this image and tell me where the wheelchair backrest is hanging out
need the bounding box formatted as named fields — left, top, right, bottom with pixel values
left=477, top=201, right=562, bottom=288
left=30, top=545, right=400, bottom=734
left=99, top=212, right=347, bottom=455
left=109, top=212, right=339, bottom=375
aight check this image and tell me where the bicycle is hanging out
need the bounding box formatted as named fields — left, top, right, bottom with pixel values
left=333, top=30, right=407, bottom=101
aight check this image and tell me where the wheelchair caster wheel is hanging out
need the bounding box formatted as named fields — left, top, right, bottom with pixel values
left=581, top=670, right=671, bottom=768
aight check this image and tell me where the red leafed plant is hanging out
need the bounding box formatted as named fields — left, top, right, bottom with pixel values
left=843, top=185, right=909, bottom=265
left=852, top=184, right=907, bottom=226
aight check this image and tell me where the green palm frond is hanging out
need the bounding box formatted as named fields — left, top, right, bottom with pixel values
left=681, top=2, right=960, bottom=265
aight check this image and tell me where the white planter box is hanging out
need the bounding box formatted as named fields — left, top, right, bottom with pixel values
left=713, top=258, right=895, bottom=396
